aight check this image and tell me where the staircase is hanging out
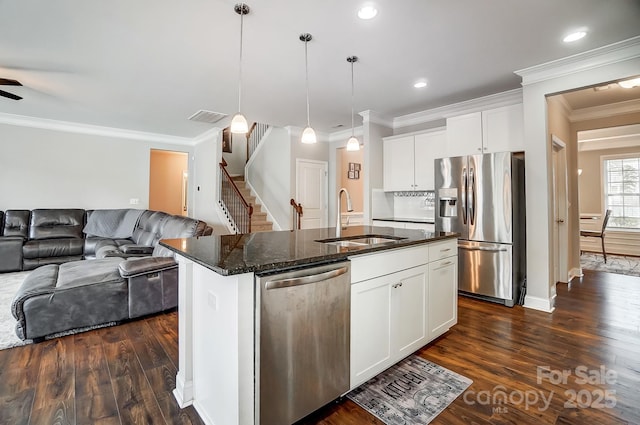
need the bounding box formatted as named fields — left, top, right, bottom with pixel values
left=231, top=178, right=273, bottom=232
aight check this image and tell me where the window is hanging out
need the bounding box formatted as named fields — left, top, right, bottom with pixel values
left=603, top=156, right=640, bottom=229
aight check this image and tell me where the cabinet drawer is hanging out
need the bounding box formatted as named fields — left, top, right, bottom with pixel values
left=350, top=244, right=428, bottom=283
left=428, top=238, right=457, bottom=261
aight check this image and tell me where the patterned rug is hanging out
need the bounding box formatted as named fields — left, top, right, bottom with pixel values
left=0, top=271, right=30, bottom=350
left=580, top=252, right=640, bottom=277
left=346, top=355, right=472, bottom=424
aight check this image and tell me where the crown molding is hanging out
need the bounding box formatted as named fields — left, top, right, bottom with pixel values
left=360, top=110, right=394, bottom=128
left=328, top=126, right=363, bottom=143
left=569, top=98, right=640, bottom=122
left=515, top=36, right=640, bottom=86
left=0, top=112, right=198, bottom=145
left=578, top=123, right=640, bottom=151
left=394, top=88, right=523, bottom=128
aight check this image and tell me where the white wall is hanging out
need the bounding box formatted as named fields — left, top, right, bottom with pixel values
left=246, top=127, right=291, bottom=229
left=363, top=119, right=393, bottom=223
left=192, top=129, right=231, bottom=233
left=0, top=123, right=193, bottom=211
left=519, top=47, right=640, bottom=312
left=221, top=132, right=248, bottom=176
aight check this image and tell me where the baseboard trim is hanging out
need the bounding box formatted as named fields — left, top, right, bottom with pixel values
left=524, top=294, right=556, bottom=313
left=173, top=372, right=193, bottom=408
left=569, top=267, right=583, bottom=281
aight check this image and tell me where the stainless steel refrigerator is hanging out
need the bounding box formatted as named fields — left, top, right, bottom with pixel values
left=435, top=152, right=526, bottom=306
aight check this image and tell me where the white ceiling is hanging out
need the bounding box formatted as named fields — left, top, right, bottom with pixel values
left=1, top=0, right=639, bottom=139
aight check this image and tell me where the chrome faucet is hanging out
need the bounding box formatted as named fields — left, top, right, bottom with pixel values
left=336, top=187, right=353, bottom=238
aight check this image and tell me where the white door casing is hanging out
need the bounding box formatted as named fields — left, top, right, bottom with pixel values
left=296, top=159, right=328, bottom=229
left=552, top=135, right=569, bottom=284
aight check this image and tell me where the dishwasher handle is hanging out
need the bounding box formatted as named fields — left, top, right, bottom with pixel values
left=264, top=265, right=349, bottom=290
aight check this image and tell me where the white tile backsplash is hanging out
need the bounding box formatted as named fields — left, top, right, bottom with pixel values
left=393, top=191, right=434, bottom=220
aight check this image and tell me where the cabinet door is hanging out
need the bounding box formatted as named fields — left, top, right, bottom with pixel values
left=482, top=104, right=524, bottom=153
left=446, top=112, right=482, bottom=157
left=414, top=131, right=446, bottom=191
left=383, top=136, right=415, bottom=191
left=351, top=276, right=392, bottom=388
left=392, top=265, right=429, bottom=359
left=428, top=257, right=458, bottom=339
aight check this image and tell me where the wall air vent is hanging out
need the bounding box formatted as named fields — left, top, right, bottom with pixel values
left=188, top=110, right=228, bottom=124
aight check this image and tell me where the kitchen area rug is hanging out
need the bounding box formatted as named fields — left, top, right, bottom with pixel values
left=346, top=355, right=472, bottom=424
left=580, top=252, right=640, bottom=277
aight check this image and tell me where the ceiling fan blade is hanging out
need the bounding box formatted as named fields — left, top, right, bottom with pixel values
left=0, top=78, right=22, bottom=86
left=0, top=89, right=22, bottom=100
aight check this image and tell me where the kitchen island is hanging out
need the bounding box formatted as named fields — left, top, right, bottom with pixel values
left=160, top=225, right=458, bottom=425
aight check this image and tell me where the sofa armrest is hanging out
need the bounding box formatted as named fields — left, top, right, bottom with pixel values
left=120, top=244, right=154, bottom=255
left=118, top=257, right=177, bottom=278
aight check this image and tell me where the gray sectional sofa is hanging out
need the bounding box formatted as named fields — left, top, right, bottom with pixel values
left=0, top=208, right=212, bottom=341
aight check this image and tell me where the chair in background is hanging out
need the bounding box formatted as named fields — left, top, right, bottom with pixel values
left=580, top=209, right=612, bottom=263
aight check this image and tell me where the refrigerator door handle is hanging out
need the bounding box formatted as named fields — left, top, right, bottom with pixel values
left=468, top=167, right=475, bottom=226
left=461, top=167, right=467, bottom=225
left=459, top=245, right=509, bottom=252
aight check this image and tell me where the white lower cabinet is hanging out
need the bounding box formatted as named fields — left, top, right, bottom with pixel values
left=428, top=257, right=458, bottom=339
left=349, top=240, right=458, bottom=389
left=350, top=264, right=428, bottom=388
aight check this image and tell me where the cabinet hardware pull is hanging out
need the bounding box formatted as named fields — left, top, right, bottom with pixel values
left=441, top=248, right=451, bottom=252
left=392, top=282, right=403, bottom=289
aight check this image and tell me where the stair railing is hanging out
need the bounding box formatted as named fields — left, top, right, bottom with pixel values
left=246, top=122, right=270, bottom=162
left=219, top=159, right=253, bottom=234
left=290, top=198, right=303, bottom=230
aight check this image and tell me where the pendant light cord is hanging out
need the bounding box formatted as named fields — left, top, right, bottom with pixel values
left=350, top=60, right=355, bottom=136
left=237, top=4, right=244, bottom=112
left=305, top=39, right=310, bottom=127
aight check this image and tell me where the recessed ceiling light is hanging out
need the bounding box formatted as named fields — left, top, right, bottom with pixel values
left=563, top=31, right=586, bottom=43
left=413, top=81, right=427, bottom=89
left=618, top=77, right=640, bottom=89
left=358, top=6, right=378, bottom=20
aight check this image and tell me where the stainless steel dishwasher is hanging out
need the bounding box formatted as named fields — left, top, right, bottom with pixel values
left=255, top=261, right=350, bottom=425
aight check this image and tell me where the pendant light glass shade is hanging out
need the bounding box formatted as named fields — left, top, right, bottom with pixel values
left=230, top=112, right=249, bottom=133
left=231, top=3, right=250, bottom=134
left=301, top=126, right=317, bottom=144
left=346, top=56, right=360, bottom=151
left=300, top=33, right=316, bottom=144
left=346, top=136, right=359, bottom=151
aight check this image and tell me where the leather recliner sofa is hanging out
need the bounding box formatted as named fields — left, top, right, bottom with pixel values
left=2, top=208, right=213, bottom=341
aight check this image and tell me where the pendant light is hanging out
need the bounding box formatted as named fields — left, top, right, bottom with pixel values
left=346, top=56, right=360, bottom=151
left=230, top=3, right=250, bottom=134
left=300, top=33, right=317, bottom=144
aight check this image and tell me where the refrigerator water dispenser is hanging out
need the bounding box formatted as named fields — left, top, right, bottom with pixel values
left=438, top=188, right=458, bottom=217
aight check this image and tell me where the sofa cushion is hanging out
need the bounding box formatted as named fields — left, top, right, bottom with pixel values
left=3, top=210, right=30, bottom=240
left=29, top=209, right=85, bottom=240
left=11, top=259, right=128, bottom=340
left=132, top=211, right=170, bottom=246
left=23, top=238, right=84, bottom=259
left=0, top=236, right=24, bottom=272
left=83, top=209, right=143, bottom=238
left=84, top=237, right=133, bottom=258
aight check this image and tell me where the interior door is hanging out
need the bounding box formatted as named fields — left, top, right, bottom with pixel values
left=296, top=159, right=328, bottom=229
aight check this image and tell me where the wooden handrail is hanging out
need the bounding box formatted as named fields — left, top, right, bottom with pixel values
left=219, top=161, right=253, bottom=233
left=290, top=198, right=303, bottom=230
left=245, top=123, right=257, bottom=163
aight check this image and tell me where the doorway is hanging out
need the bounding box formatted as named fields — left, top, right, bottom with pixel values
left=295, top=159, right=328, bottom=229
left=551, top=136, right=569, bottom=283
left=149, top=149, right=189, bottom=216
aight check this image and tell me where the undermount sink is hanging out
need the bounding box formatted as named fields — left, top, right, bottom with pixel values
left=317, top=234, right=407, bottom=248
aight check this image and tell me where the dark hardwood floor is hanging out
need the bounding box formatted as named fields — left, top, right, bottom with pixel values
left=1, top=269, right=639, bottom=425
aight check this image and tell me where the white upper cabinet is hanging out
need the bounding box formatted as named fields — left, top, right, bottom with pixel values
left=383, top=129, right=446, bottom=192
left=482, top=104, right=524, bottom=153
left=383, top=135, right=415, bottom=191
left=446, top=112, right=483, bottom=157
left=446, top=103, right=524, bottom=157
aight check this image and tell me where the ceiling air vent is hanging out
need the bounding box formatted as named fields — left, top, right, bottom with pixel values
left=188, top=110, right=227, bottom=124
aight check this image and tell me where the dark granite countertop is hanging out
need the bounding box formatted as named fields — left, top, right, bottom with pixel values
left=160, top=225, right=457, bottom=276
left=372, top=217, right=435, bottom=224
